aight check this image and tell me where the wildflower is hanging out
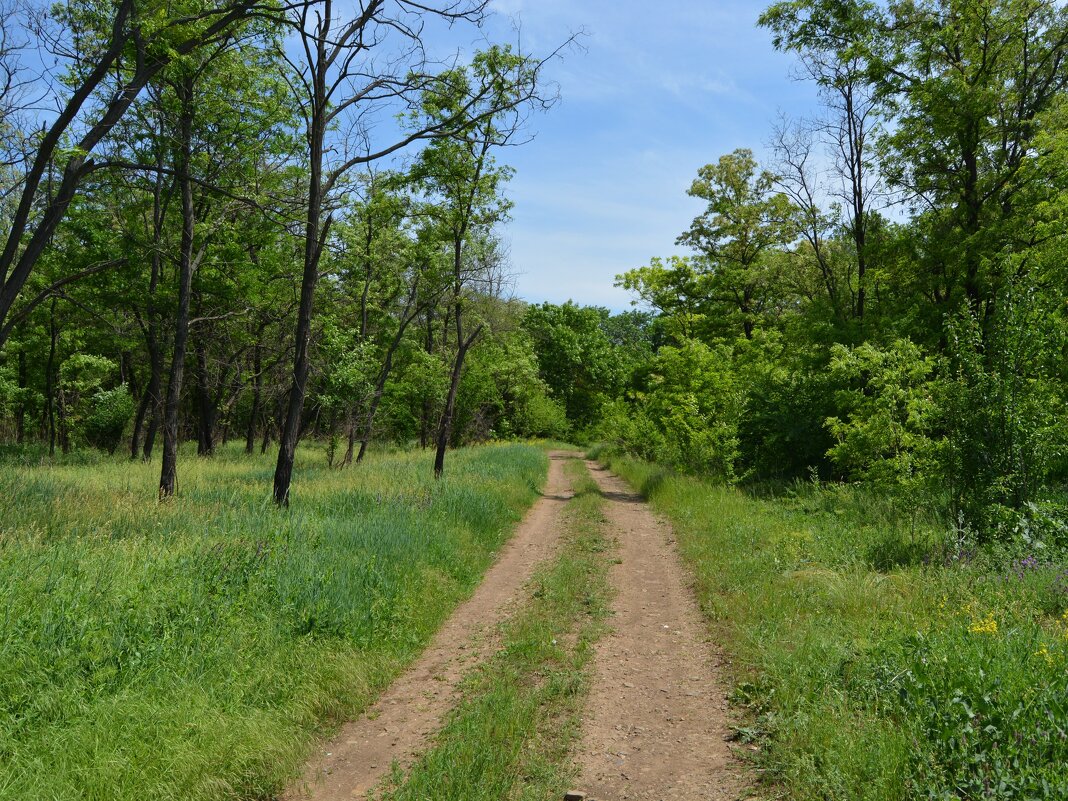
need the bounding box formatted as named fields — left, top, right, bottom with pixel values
left=1035, top=644, right=1054, bottom=666
left=968, top=613, right=998, bottom=635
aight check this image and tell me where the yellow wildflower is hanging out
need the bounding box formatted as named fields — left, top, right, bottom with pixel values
left=1035, top=645, right=1054, bottom=666
left=968, top=613, right=998, bottom=635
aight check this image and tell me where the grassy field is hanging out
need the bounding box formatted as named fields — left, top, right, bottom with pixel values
left=600, top=452, right=1068, bottom=800
left=0, top=442, right=546, bottom=801
left=374, top=458, right=612, bottom=801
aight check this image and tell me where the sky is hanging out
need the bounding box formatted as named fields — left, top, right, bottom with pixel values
left=472, top=0, right=821, bottom=311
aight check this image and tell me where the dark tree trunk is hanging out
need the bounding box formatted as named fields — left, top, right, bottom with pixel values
left=57, top=384, right=70, bottom=455
left=245, top=342, right=262, bottom=455
left=341, top=414, right=357, bottom=467
left=45, top=302, right=58, bottom=456
left=420, top=308, right=434, bottom=449
left=160, top=81, right=196, bottom=498
left=195, top=338, right=217, bottom=456
left=15, top=348, right=26, bottom=443
left=273, top=93, right=329, bottom=506
left=434, top=237, right=481, bottom=479
left=356, top=292, right=420, bottom=464
left=132, top=157, right=167, bottom=460
left=433, top=330, right=480, bottom=478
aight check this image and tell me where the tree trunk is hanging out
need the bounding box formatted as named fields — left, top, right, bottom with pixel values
left=46, top=301, right=58, bottom=457
left=356, top=296, right=420, bottom=464
left=273, top=95, right=328, bottom=506
left=341, top=414, right=357, bottom=467
left=15, top=348, right=26, bottom=443
left=195, top=338, right=217, bottom=456
left=433, top=330, right=480, bottom=478
left=133, top=158, right=167, bottom=459
left=160, top=82, right=196, bottom=498
left=245, top=341, right=262, bottom=455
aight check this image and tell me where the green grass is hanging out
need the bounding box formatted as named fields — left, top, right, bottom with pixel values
left=374, top=458, right=612, bottom=801
left=0, top=441, right=546, bottom=801
left=599, top=452, right=1068, bottom=800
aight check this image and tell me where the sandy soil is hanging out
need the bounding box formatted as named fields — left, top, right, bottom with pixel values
left=279, top=451, right=577, bottom=801
left=571, top=461, right=749, bottom=801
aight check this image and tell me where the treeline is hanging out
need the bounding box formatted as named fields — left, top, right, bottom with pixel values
left=568, top=0, right=1068, bottom=541
left=0, top=0, right=582, bottom=503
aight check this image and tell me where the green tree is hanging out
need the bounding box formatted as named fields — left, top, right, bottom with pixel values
left=676, top=149, right=798, bottom=339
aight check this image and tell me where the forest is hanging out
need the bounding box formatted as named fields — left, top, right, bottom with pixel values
left=4, top=0, right=1068, bottom=799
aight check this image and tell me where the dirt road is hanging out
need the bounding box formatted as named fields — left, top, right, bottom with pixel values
left=282, top=454, right=746, bottom=800
left=571, top=460, right=747, bottom=800
left=281, top=451, right=576, bottom=800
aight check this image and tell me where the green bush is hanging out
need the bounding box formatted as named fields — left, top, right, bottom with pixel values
left=598, top=338, right=743, bottom=481
left=824, top=339, right=942, bottom=492
left=82, top=385, right=135, bottom=454
left=943, top=296, right=1064, bottom=540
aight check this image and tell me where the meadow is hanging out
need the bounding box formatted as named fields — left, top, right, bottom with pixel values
left=0, top=442, right=546, bottom=801
left=599, top=452, right=1068, bottom=800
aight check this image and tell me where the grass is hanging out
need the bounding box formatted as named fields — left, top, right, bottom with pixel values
left=0, top=441, right=546, bottom=801
left=373, top=458, right=612, bottom=801
left=599, top=451, right=1068, bottom=800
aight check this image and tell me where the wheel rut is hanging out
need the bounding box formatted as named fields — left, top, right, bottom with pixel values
left=280, top=451, right=578, bottom=801
left=571, top=461, right=748, bottom=801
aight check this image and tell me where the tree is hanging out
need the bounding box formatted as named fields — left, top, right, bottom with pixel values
left=271, top=2, right=552, bottom=503
left=876, top=0, right=1068, bottom=324
left=676, top=150, right=797, bottom=339
left=408, top=45, right=544, bottom=479
left=522, top=302, right=624, bottom=430
left=761, top=0, right=882, bottom=321
left=0, top=0, right=265, bottom=350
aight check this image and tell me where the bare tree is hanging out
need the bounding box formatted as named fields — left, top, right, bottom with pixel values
left=762, top=0, right=882, bottom=322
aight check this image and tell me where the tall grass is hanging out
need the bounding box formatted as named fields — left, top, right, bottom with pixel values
left=0, top=442, right=545, bottom=801
left=601, top=452, right=1068, bottom=800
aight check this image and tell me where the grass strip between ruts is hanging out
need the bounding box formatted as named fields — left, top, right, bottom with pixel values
left=372, top=458, right=612, bottom=801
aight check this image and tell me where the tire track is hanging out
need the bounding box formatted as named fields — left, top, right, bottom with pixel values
left=572, top=461, right=748, bottom=801
left=280, top=451, right=578, bottom=801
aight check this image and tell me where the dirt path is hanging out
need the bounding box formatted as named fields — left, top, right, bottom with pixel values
left=281, top=451, right=578, bottom=801
left=573, top=461, right=748, bottom=801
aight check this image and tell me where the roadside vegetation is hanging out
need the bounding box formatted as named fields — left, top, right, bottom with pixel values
left=0, top=443, right=545, bottom=801
left=601, top=451, right=1068, bottom=799
left=373, top=458, right=612, bottom=801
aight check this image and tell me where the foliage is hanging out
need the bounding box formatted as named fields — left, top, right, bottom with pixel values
left=521, top=302, right=631, bottom=431
left=824, top=339, right=941, bottom=492
left=82, top=385, right=136, bottom=454
left=601, top=338, right=743, bottom=482
left=942, top=292, right=1065, bottom=540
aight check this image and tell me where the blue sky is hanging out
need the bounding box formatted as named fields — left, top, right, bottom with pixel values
left=476, top=0, right=821, bottom=310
